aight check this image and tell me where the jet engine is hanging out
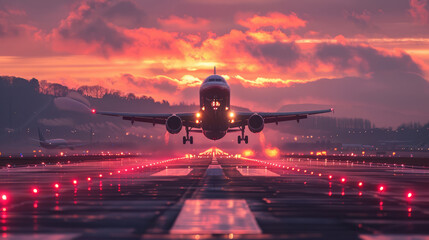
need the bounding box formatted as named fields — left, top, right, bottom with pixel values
left=166, top=115, right=182, bottom=134
left=248, top=113, right=264, bottom=133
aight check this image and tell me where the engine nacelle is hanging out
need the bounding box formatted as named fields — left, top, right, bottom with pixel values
left=166, top=115, right=182, bottom=134
left=248, top=113, right=264, bottom=133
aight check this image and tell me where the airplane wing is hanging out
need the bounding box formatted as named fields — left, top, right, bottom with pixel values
left=95, top=111, right=200, bottom=128
left=230, top=108, right=333, bottom=128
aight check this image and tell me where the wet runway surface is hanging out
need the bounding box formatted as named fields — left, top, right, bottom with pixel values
left=1, top=150, right=429, bottom=239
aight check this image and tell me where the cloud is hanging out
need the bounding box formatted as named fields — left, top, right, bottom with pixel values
left=409, top=0, right=429, bottom=24
left=0, top=6, right=30, bottom=38
left=102, top=0, right=145, bottom=28
left=237, top=12, right=306, bottom=31
left=158, top=15, right=210, bottom=31
left=344, top=10, right=377, bottom=30
left=314, top=43, right=422, bottom=75
left=247, top=41, right=301, bottom=68
left=229, top=71, right=429, bottom=127
left=50, top=0, right=134, bottom=55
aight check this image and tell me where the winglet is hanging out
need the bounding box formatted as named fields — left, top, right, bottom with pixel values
left=214, top=66, right=216, bottom=75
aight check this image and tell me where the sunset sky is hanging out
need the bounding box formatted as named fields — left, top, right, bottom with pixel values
left=1, top=0, right=428, bottom=126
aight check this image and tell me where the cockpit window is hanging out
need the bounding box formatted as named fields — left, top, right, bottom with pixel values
left=204, top=77, right=226, bottom=83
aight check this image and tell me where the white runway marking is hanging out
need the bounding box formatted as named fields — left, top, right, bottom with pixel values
left=170, top=199, right=262, bottom=234
left=151, top=168, right=192, bottom=176
left=237, top=168, right=280, bottom=177
left=206, top=164, right=224, bottom=176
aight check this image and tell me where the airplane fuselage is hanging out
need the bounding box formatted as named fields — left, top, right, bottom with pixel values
left=199, top=74, right=231, bottom=140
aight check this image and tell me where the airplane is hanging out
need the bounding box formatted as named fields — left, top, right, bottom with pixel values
left=93, top=67, right=333, bottom=144
left=36, top=127, right=93, bottom=150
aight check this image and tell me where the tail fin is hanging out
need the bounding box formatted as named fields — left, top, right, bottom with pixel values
left=38, top=127, right=45, bottom=142
left=214, top=66, right=216, bottom=75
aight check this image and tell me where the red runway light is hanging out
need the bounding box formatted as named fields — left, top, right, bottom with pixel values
left=54, top=183, right=59, bottom=189
left=329, top=175, right=333, bottom=180
left=91, top=109, right=96, bottom=114
left=73, top=180, right=77, bottom=185
left=109, top=172, right=113, bottom=175
left=32, top=188, right=38, bottom=194
left=407, top=192, right=413, bottom=198
left=358, top=182, right=363, bottom=187
left=379, top=186, right=385, bottom=192
left=1, top=194, right=7, bottom=201
left=87, top=177, right=91, bottom=181
left=341, top=178, right=346, bottom=183
left=99, top=174, right=103, bottom=178
left=318, top=173, right=322, bottom=177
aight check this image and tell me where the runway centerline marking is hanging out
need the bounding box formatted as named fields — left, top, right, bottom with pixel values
left=170, top=199, right=262, bottom=234
left=151, top=168, right=192, bottom=176
left=237, top=168, right=280, bottom=177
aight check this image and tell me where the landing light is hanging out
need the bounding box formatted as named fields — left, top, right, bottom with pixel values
left=229, top=112, right=235, bottom=118
left=196, top=112, right=201, bottom=118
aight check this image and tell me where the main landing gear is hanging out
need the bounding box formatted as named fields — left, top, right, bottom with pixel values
left=183, top=126, right=193, bottom=144
left=238, top=125, right=248, bottom=144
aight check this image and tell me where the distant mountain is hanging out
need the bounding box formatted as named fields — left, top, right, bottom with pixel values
left=278, top=103, right=426, bottom=128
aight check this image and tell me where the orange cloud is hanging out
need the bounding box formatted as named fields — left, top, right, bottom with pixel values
left=158, top=15, right=210, bottom=30
left=237, top=12, right=306, bottom=31
left=409, top=0, right=429, bottom=24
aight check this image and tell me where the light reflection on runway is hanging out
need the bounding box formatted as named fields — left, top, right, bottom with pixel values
left=0, top=151, right=429, bottom=239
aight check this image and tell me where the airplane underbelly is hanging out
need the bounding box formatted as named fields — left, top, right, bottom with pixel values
left=202, top=111, right=228, bottom=140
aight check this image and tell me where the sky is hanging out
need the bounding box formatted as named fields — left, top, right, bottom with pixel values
left=0, top=0, right=428, bottom=127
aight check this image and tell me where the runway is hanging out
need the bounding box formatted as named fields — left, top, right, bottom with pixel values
left=1, top=149, right=429, bottom=239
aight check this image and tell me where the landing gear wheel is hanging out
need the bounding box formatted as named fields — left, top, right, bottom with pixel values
left=244, top=135, right=248, bottom=144
left=190, top=136, right=194, bottom=144
left=238, top=136, right=242, bottom=144
left=183, top=136, right=187, bottom=144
